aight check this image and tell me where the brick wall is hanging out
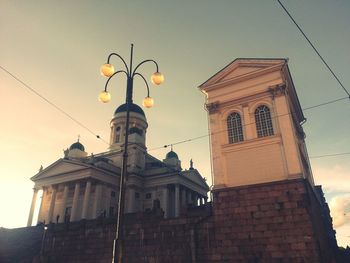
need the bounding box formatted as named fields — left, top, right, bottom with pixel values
left=32, top=179, right=336, bottom=262
left=197, top=179, right=335, bottom=262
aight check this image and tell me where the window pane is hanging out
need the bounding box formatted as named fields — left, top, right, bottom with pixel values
left=115, top=126, right=121, bottom=143
left=255, top=106, right=274, bottom=137
left=227, top=112, right=244, bottom=143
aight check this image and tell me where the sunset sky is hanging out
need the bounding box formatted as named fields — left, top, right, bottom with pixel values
left=1, top=0, right=349, bottom=247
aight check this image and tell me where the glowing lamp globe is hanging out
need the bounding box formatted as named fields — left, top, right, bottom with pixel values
left=100, top=63, right=115, bottom=77
left=142, top=96, right=154, bottom=108
left=151, top=72, right=164, bottom=85
left=98, top=91, right=111, bottom=103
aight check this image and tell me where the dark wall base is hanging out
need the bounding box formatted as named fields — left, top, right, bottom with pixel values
left=1, top=179, right=337, bottom=263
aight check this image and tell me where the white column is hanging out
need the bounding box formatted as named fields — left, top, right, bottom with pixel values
left=200, top=197, right=204, bottom=205
left=193, top=193, right=198, bottom=206
left=104, top=186, right=111, bottom=217
left=93, top=184, right=102, bottom=218
left=70, top=182, right=80, bottom=221
left=126, top=188, right=135, bottom=213
left=81, top=180, right=91, bottom=219
left=175, top=184, right=180, bottom=217
left=163, top=187, right=169, bottom=218
left=190, top=192, right=194, bottom=206
left=58, top=185, right=69, bottom=223
left=47, top=187, right=57, bottom=223
left=37, top=188, right=46, bottom=223
left=186, top=190, right=192, bottom=205
left=27, top=188, right=39, bottom=226
left=181, top=188, right=186, bottom=208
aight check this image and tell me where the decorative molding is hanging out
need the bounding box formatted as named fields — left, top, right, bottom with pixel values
left=221, top=134, right=281, bottom=153
left=205, top=101, right=220, bottom=114
left=218, top=90, right=273, bottom=112
left=199, top=59, right=286, bottom=91
left=268, top=84, right=286, bottom=98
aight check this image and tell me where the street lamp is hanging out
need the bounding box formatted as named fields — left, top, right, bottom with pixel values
left=99, top=44, right=164, bottom=263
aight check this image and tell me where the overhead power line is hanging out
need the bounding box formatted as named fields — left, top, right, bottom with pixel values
left=2, top=65, right=349, bottom=160
left=310, top=152, right=350, bottom=159
left=303, top=97, right=349, bottom=111
left=0, top=65, right=109, bottom=145
left=147, top=96, right=349, bottom=152
left=277, top=0, right=350, bottom=98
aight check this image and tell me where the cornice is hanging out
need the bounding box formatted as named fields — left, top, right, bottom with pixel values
left=206, top=88, right=274, bottom=115
left=200, top=62, right=285, bottom=92
left=221, top=134, right=282, bottom=153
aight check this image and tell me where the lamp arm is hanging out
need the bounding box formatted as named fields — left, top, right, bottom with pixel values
left=104, top=70, right=128, bottom=91
left=134, top=73, right=150, bottom=97
left=107, top=53, right=130, bottom=75
left=132, top=59, right=159, bottom=77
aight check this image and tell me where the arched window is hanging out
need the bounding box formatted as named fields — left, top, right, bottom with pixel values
left=227, top=112, right=244, bottom=143
left=255, top=105, right=274, bottom=137
left=115, top=126, right=121, bottom=143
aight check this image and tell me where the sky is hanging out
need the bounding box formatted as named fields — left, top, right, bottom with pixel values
left=0, top=0, right=349, bottom=247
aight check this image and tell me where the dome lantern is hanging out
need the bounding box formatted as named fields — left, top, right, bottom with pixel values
left=166, top=150, right=178, bottom=159
left=67, top=136, right=87, bottom=158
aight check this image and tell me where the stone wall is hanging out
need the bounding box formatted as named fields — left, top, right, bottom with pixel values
left=199, top=179, right=335, bottom=262
left=40, top=207, right=211, bottom=263
left=5, top=179, right=336, bottom=263
left=0, top=226, right=44, bottom=263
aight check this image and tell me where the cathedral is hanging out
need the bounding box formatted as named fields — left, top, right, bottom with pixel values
left=1, top=58, right=339, bottom=263
left=26, top=102, right=209, bottom=226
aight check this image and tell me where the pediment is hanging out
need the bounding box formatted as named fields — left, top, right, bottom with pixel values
left=199, top=58, right=287, bottom=90
left=182, top=170, right=209, bottom=190
left=220, top=65, right=265, bottom=82
left=31, top=159, right=89, bottom=181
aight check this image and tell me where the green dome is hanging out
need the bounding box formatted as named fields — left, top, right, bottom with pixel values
left=69, top=142, right=85, bottom=151
left=166, top=150, right=178, bottom=159
left=114, top=103, right=145, bottom=117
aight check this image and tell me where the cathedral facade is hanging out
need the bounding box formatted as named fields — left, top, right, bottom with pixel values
left=27, top=103, right=209, bottom=226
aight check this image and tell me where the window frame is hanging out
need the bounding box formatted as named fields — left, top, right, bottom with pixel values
left=254, top=105, right=274, bottom=138
left=115, top=126, right=121, bottom=143
left=227, top=112, right=244, bottom=144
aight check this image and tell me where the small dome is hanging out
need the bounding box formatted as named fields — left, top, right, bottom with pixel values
left=69, top=142, right=85, bottom=151
left=114, top=103, right=145, bottom=117
left=166, top=150, right=178, bottom=159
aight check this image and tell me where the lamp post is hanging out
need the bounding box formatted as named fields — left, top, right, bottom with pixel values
left=99, top=44, right=164, bottom=263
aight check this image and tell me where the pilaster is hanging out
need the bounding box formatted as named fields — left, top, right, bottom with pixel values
left=93, top=184, right=102, bottom=218
left=47, top=186, right=57, bottom=223
left=81, top=180, right=91, bottom=219
left=175, top=184, right=180, bottom=217
left=163, top=187, right=169, bottom=218
left=70, top=182, right=80, bottom=221
left=58, top=185, right=69, bottom=223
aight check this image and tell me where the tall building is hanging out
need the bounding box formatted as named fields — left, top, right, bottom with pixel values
left=27, top=103, right=209, bottom=226
left=199, top=58, right=314, bottom=188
